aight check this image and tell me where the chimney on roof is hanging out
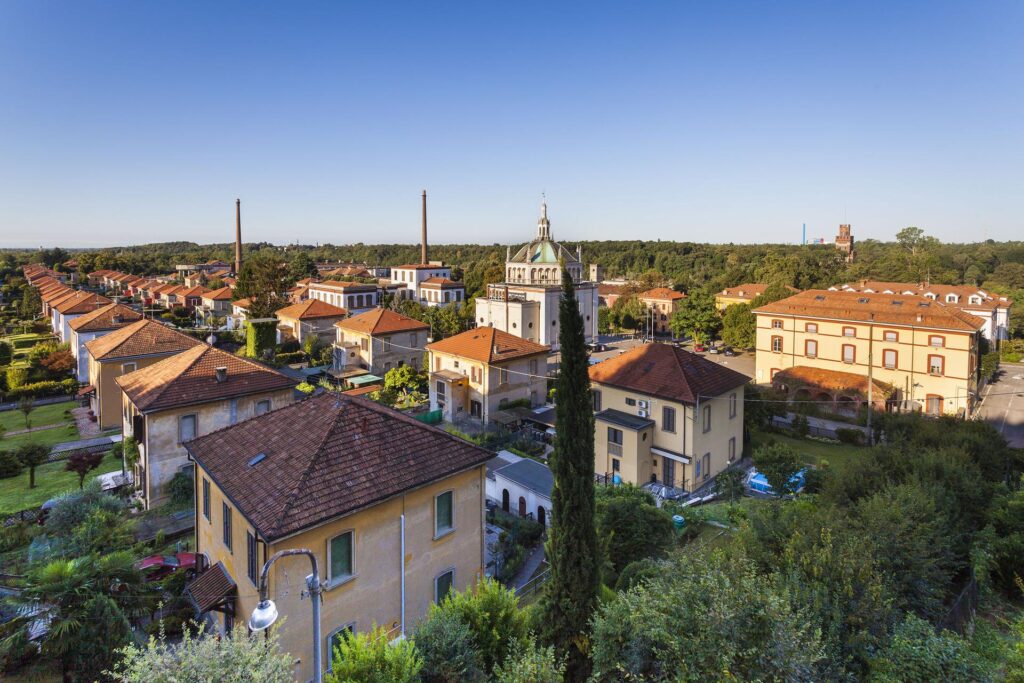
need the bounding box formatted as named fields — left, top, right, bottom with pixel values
left=234, top=198, right=243, bottom=276
left=215, top=366, right=228, bottom=383
left=421, top=190, right=428, bottom=265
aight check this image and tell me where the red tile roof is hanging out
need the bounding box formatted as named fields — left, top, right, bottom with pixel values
left=185, top=392, right=492, bottom=541
left=420, top=277, right=463, bottom=288
left=85, top=319, right=203, bottom=361
left=427, top=327, right=549, bottom=364
left=336, top=308, right=429, bottom=336
left=393, top=263, right=448, bottom=270
left=310, top=280, right=376, bottom=291
left=117, top=344, right=296, bottom=413
left=202, top=287, right=234, bottom=301
left=186, top=562, right=236, bottom=612
left=275, top=299, right=348, bottom=321
left=68, top=303, right=144, bottom=333
left=773, top=366, right=895, bottom=397
left=589, top=342, right=750, bottom=404
left=639, top=287, right=685, bottom=301
left=754, top=289, right=986, bottom=332
left=53, top=292, right=112, bottom=315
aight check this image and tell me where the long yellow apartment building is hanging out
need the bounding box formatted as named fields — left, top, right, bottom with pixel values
left=753, top=289, right=984, bottom=416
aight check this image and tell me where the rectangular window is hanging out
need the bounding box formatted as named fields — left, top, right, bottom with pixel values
left=360, top=338, right=368, bottom=351
left=329, top=531, right=353, bottom=584
left=702, top=405, right=711, bottom=433
left=805, top=323, right=818, bottom=333
left=771, top=319, right=783, bottom=329
left=435, top=569, right=454, bottom=604
left=121, top=362, right=137, bottom=374
left=327, top=625, right=356, bottom=670
left=382, top=337, right=393, bottom=352
left=728, top=437, right=736, bottom=461
left=179, top=414, right=197, bottom=443
left=530, top=359, right=538, bottom=376
left=435, top=491, right=454, bottom=537
left=607, top=427, right=623, bottom=445
left=805, top=339, right=817, bottom=358
left=246, top=531, right=257, bottom=585
left=929, top=335, right=945, bottom=348
left=843, top=326, right=856, bottom=337
left=592, top=390, right=602, bottom=412
left=499, top=368, right=509, bottom=384
left=729, top=393, right=737, bottom=418
left=612, top=458, right=621, bottom=472
left=771, top=335, right=783, bottom=353
left=883, top=330, right=898, bottom=342
left=842, top=344, right=856, bottom=364
left=202, top=478, right=210, bottom=521
left=255, top=399, right=270, bottom=416
left=662, top=406, right=676, bottom=433
left=702, top=453, right=711, bottom=481
left=926, top=394, right=943, bottom=415
left=410, top=332, right=418, bottom=347
left=625, top=397, right=637, bottom=406
left=695, top=457, right=701, bottom=478
left=928, top=354, right=944, bottom=376
left=222, top=503, right=232, bottom=551
left=883, top=349, right=897, bottom=369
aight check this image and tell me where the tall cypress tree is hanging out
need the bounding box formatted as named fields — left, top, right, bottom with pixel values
left=540, top=266, right=600, bottom=681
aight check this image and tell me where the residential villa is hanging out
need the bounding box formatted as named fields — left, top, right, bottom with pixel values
left=474, top=202, right=599, bottom=349
left=754, top=289, right=985, bottom=416
left=590, top=343, right=749, bottom=496
left=427, top=327, right=549, bottom=425
left=715, top=283, right=799, bottom=311
left=184, top=392, right=491, bottom=682
left=84, top=320, right=204, bottom=429
left=638, top=287, right=686, bottom=335
left=307, top=280, right=379, bottom=314
left=828, top=280, right=1013, bottom=342
left=68, top=303, right=144, bottom=382
left=227, top=298, right=251, bottom=330
left=51, top=291, right=112, bottom=343
left=274, top=299, right=348, bottom=346
left=390, top=263, right=454, bottom=302
left=199, top=287, right=235, bottom=324
left=118, top=344, right=296, bottom=508
left=418, top=277, right=466, bottom=308
left=486, top=456, right=553, bottom=527
left=333, top=308, right=430, bottom=375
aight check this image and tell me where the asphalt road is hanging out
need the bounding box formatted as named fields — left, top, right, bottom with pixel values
left=977, top=362, right=1024, bottom=449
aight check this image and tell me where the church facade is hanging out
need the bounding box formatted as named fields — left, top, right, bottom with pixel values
left=474, top=203, right=599, bottom=350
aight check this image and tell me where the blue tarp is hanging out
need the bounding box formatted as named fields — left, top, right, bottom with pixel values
left=749, top=468, right=807, bottom=494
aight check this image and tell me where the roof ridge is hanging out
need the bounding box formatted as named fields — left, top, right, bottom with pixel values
left=121, top=344, right=209, bottom=407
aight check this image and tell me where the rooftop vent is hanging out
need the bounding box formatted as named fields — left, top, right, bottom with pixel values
left=890, top=300, right=903, bottom=306
left=858, top=297, right=869, bottom=304
left=814, top=295, right=826, bottom=301
left=247, top=453, right=267, bottom=467
left=215, top=366, right=228, bottom=383
left=918, top=302, right=930, bottom=308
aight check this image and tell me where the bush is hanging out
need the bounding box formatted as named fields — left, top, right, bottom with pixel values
left=615, top=557, right=662, bottom=592
left=835, top=427, right=864, bottom=445
left=5, top=366, right=28, bottom=390
left=277, top=339, right=301, bottom=354
left=0, top=340, right=11, bottom=365
left=274, top=351, right=306, bottom=365
left=413, top=608, right=485, bottom=682
left=0, top=450, right=24, bottom=479
left=296, top=382, right=316, bottom=395
left=868, top=613, right=990, bottom=682
left=325, top=625, right=422, bottom=683
left=4, top=378, right=78, bottom=400
left=595, top=484, right=675, bottom=585
left=167, top=470, right=194, bottom=507
left=492, top=637, right=565, bottom=683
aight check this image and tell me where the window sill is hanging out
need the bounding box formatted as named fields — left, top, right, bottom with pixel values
left=433, top=527, right=456, bottom=542
left=325, top=574, right=357, bottom=591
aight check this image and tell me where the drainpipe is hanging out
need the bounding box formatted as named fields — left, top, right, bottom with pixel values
left=400, top=513, right=406, bottom=636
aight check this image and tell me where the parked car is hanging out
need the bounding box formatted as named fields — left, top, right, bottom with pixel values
left=708, top=345, right=721, bottom=354
left=693, top=344, right=706, bottom=353
left=723, top=347, right=738, bottom=356
left=137, top=552, right=197, bottom=581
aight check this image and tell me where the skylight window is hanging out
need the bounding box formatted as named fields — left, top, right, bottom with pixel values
left=248, top=453, right=267, bottom=467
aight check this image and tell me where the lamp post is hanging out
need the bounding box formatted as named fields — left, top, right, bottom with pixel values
left=249, top=548, right=324, bottom=683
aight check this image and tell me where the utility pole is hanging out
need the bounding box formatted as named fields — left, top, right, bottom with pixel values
left=866, top=313, right=874, bottom=445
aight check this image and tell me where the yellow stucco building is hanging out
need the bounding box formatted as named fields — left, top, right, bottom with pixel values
left=184, top=392, right=491, bottom=682
left=753, top=289, right=984, bottom=416
left=589, top=343, right=749, bottom=495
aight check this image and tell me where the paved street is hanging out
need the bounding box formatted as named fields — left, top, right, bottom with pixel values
left=977, top=362, right=1024, bottom=448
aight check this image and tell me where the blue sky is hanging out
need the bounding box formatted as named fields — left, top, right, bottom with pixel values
left=1, top=1, right=1021, bottom=248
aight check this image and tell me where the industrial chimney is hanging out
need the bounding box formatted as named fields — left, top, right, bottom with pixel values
left=421, top=190, right=428, bottom=265
left=234, top=198, right=243, bottom=275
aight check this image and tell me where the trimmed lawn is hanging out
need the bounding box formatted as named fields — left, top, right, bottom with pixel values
left=749, top=428, right=865, bottom=468
left=0, top=451, right=121, bottom=516
left=0, top=401, right=76, bottom=432
left=0, top=423, right=80, bottom=451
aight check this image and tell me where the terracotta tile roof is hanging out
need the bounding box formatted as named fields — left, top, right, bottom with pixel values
left=754, top=289, right=986, bottom=332
left=420, top=277, right=463, bottom=287
left=47, top=290, right=80, bottom=308
left=275, top=299, right=348, bottom=321
left=427, top=327, right=549, bottom=364
left=186, top=562, right=236, bottom=612
left=831, top=280, right=1012, bottom=310
left=310, top=280, right=377, bottom=291
left=68, top=303, right=144, bottom=332
left=41, top=287, right=73, bottom=303
left=88, top=269, right=117, bottom=277
left=53, top=292, right=112, bottom=315
left=177, top=286, right=211, bottom=298
left=336, top=308, right=429, bottom=336
left=589, top=342, right=750, bottom=404
left=233, top=298, right=252, bottom=309
left=719, top=283, right=800, bottom=300
left=773, top=366, right=895, bottom=397
left=117, top=344, right=296, bottom=413
left=639, top=287, right=685, bottom=301
left=202, top=287, right=234, bottom=301
left=185, top=392, right=491, bottom=541
left=85, top=319, right=203, bottom=361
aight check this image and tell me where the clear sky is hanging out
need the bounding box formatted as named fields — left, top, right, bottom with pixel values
left=1, top=1, right=1021, bottom=249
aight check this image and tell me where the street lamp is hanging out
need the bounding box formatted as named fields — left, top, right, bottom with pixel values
left=249, top=548, right=324, bottom=683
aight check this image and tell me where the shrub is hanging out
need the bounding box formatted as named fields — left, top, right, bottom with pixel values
left=868, top=613, right=990, bottom=682
left=296, top=382, right=316, bottom=395
left=0, top=340, right=11, bottom=365
left=4, top=378, right=78, bottom=400
left=325, top=625, right=422, bottom=683
left=835, top=428, right=864, bottom=445
left=0, top=450, right=24, bottom=479
left=615, top=557, right=662, bottom=592
left=5, top=366, right=28, bottom=390
left=277, top=339, right=301, bottom=353
left=492, top=637, right=565, bottom=683
left=167, top=470, right=194, bottom=506
left=274, top=351, right=306, bottom=365
left=413, top=608, right=485, bottom=682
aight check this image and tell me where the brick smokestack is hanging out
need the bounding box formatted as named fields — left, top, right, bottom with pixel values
left=234, top=198, right=242, bottom=275
left=421, top=190, right=428, bottom=265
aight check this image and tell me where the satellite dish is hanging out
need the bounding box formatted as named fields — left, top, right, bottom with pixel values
left=206, top=334, right=217, bottom=346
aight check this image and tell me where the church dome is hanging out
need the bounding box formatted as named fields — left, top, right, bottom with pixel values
left=508, top=201, right=580, bottom=265
left=504, top=201, right=585, bottom=287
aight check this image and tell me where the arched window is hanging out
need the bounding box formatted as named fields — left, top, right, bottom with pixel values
left=502, top=489, right=510, bottom=512
left=537, top=506, right=546, bottom=527
left=518, top=496, right=527, bottom=517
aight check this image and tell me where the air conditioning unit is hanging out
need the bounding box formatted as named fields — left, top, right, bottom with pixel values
left=637, top=400, right=650, bottom=409
left=637, top=410, right=649, bottom=418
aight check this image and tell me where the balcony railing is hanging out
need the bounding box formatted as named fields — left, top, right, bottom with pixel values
left=608, top=442, right=622, bottom=457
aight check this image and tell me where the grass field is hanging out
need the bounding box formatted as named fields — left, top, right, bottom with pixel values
left=0, top=401, right=75, bottom=433
left=0, top=422, right=80, bottom=451
left=0, top=451, right=121, bottom=516
left=748, top=428, right=865, bottom=468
